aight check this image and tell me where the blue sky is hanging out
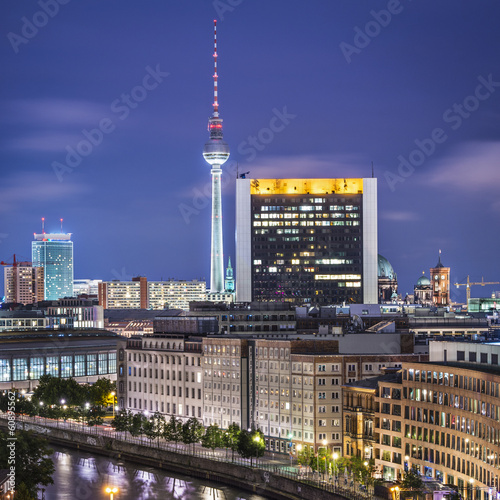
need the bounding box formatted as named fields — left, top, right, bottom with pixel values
left=1, top=0, right=500, bottom=301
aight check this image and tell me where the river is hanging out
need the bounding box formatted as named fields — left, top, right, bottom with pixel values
left=42, top=444, right=270, bottom=500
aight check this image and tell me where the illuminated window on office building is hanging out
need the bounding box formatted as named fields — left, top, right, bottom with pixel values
left=30, top=357, right=44, bottom=380
left=46, top=356, right=58, bottom=376
left=108, top=352, right=116, bottom=374
left=87, top=354, right=97, bottom=375
left=74, top=355, right=85, bottom=377
left=0, top=360, right=10, bottom=382
left=61, top=356, right=73, bottom=378
left=13, top=358, right=28, bottom=381
left=98, top=353, right=107, bottom=374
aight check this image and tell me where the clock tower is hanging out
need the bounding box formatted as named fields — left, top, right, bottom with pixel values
left=430, top=251, right=450, bottom=306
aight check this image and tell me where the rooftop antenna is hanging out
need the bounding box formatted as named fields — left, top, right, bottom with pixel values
left=213, top=19, right=219, bottom=117
left=371, top=161, right=374, bottom=178
left=41, top=217, right=45, bottom=234
left=60, top=218, right=63, bottom=233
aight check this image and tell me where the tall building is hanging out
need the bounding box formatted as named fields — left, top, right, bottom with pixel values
left=431, top=251, right=450, bottom=306
left=32, top=232, right=73, bottom=300
left=236, top=177, right=378, bottom=304
left=202, top=20, right=230, bottom=293
left=225, top=257, right=235, bottom=293
left=3, top=260, right=44, bottom=304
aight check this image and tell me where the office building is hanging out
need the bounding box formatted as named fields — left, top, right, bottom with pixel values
left=32, top=232, right=73, bottom=300
left=3, top=261, right=44, bottom=304
left=73, top=278, right=102, bottom=297
left=235, top=177, right=378, bottom=305
left=98, top=277, right=206, bottom=310
left=344, top=340, right=500, bottom=495
left=0, top=329, right=119, bottom=391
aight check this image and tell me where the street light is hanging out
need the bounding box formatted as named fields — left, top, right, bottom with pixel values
left=105, top=486, right=118, bottom=500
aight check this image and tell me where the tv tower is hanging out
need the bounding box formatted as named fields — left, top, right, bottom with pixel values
left=203, top=20, right=230, bottom=293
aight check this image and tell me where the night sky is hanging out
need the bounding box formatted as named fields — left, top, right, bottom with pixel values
left=1, top=1, right=500, bottom=301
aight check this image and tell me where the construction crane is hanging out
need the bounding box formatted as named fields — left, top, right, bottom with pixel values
left=0, top=254, right=17, bottom=267
left=454, top=275, right=500, bottom=303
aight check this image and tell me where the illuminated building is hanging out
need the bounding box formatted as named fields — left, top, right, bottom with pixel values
left=414, top=272, right=432, bottom=305
left=32, top=232, right=73, bottom=300
left=3, top=261, right=44, bottom=304
left=0, top=329, right=118, bottom=392
left=98, top=277, right=207, bottom=310
left=225, top=257, right=235, bottom=294
left=431, top=252, right=450, bottom=306
left=235, top=177, right=378, bottom=304
left=203, top=20, right=230, bottom=293
left=378, top=254, right=398, bottom=303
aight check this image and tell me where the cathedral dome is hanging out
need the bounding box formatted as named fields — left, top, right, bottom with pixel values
left=416, top=273, right=430, bottom=286
left=378, top=255, right=397, bottom=280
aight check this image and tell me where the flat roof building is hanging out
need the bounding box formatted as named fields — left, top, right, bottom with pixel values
left=236, top=177, right=378, bottom=305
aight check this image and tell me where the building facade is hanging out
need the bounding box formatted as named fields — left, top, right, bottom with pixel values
left=235, top=177, right=378, bottom=305
left=0, top=329, right=118, bottom=391
left=98, top=278, right=207, bottom=310
left=32, top=232, right=73, bottom=300
left=430, top=254, right=450, bottom=306
left=3, top=262, right=44, bottom=304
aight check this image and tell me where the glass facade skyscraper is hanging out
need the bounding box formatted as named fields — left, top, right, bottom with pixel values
left=32, top=233, right=74, bottom=300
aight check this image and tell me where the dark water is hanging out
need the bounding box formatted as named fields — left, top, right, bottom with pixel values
left=43, top=445, right=270, bottom=500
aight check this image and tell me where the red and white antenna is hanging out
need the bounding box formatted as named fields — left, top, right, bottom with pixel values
left=213, top=19, right=219, bottom=117
left=60, top=218, right=63, bottom=233
left=41, top=217, right=45, bottom=234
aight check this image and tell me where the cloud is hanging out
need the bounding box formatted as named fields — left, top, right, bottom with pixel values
left=0, top=172, right=90, bottom=214
left=239, top=153, right=373, bottom=179
left=424, top=141, right=500, bottom=192
left=0, top=99, right=108, bottom=127
left=381, top=210, right=419, bottom=222
left=4, top=132, right=87, bottom=152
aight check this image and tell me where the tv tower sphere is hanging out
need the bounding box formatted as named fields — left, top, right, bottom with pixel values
left=204, top=20, right=230, bottom=293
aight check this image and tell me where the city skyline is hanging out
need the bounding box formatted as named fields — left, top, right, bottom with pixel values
left=1, top=1, right=500, bottom=301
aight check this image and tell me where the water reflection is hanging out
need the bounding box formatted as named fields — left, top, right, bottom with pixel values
left=44, top=445, right=268, bottom=500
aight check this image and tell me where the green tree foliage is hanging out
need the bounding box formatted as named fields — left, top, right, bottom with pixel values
left=163, top=415, right=183, bottom=448
left=32, top=375, right=86, bottom=406
left=222, top=423, right=240, bottom=461
left=88, top=378, right=116, bottom=407
left=143, top=412, right=165, bottom=447
left=237, top=428, right=265, bottom=466
left=85, top=405, right=106, bottom=427
left=201, top=424, right=223, bottom=454
left=182, top=417, right=204, bottom=453
left=297, top=445, right=314, bottom=468
left=129, top=412, right=146, bottom=437
left=0, top=430, right=55, bottom=498
left=401, top=467, right=424, bottom=491
left=112, top=409, right=133, bottom=433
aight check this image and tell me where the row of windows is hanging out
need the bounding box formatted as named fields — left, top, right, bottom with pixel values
left=129, top=352, right=201, bottom=366
left=404, top=410, right=500, bottom=445
left=0, top=353, right=115, bottom=381
left=405, top=368, right=500, bottom=397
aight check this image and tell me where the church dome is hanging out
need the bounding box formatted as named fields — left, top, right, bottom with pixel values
left=378, top=255, right=397, bottom=280
left=416, top=273, right=430, bottom=286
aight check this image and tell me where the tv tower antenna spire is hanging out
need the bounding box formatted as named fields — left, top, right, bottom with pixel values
left=213, top=19, right=219, bottom=117
left=203, top=19, right=230, bottom=294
